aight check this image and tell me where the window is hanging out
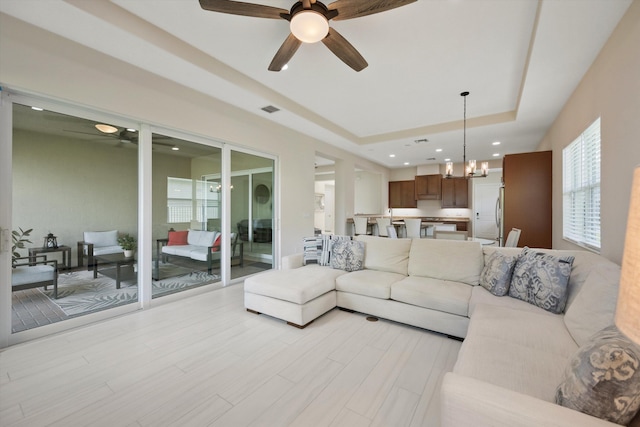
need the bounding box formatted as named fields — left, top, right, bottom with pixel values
left=563, top=117, right=601, bottom=252
left=167, top=177, right=219, bottom=224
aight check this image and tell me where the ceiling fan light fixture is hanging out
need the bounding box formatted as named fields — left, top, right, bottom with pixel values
left=290, top=11, right=329, bottom=43
left=95, top=123, right=118, bottom=134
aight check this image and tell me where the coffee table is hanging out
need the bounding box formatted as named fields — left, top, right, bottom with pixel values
left=93, top=253, right=137, bottom=288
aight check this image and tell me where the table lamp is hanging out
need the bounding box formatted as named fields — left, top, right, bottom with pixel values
left=615, top=165, right=640, bottom=344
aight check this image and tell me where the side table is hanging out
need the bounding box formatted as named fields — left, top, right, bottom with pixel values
left=28, top=245, right=72, bottom=270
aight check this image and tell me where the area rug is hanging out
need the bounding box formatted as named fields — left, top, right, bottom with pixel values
left=40, top=264, right=220, bottom=317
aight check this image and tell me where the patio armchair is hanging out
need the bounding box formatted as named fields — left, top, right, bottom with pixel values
left=12, top=256, right=58, bottom=299
left=77, top=230, right=124, bottom=270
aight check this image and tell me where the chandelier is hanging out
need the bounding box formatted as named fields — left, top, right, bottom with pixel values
left=445, top=91, right=488, bottom=179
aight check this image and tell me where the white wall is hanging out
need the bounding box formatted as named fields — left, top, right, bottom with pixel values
left=354, top=171, right=382, bottom=215
left=537, top=0, right=640, bottom=264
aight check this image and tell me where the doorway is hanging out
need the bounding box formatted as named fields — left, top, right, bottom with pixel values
left=472, top=170, right=503, bottom=240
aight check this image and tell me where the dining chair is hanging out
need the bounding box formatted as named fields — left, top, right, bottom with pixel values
left=404, top=218, right=422, bottom=238
left=353, top=217, right=371, bottom=236
left=376, top=218, right=391, bottom=237
left=434, top=230, right=469, bottom=240
left=386, top=225, right=398, bottom=239
left=504, top=228, right=522, bottom=247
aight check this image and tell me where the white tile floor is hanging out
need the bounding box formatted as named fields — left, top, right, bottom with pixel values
left=1, top=283, right=460, bottom=426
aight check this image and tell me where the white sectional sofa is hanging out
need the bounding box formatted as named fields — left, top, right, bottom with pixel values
left=244, top=235, right=639, bottom=426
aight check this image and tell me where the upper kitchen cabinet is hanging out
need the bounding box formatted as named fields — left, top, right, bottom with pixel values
left=415, top=174, right=442, bottom=200
left=441, top=177, right=469, bottom=208
left=389, top=180, right=417, bottom=208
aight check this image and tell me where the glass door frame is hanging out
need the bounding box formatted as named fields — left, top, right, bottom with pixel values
left=0, top=89, right=279, bottom=348
left=0, top=90, right=144, bottom=347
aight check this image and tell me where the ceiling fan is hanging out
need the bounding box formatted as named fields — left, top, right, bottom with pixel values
left=198, top=0, right=417, bottom=72
left=64, top=126, right=177, bottom=149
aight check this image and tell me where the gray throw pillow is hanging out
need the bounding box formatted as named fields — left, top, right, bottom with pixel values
left=509, top=248, right=575, bottom=313
left=480, top=251, right=518, bottom=296
left=330, top=240, right=365, bottom=272
left=556, top=325, right=640, bottom=425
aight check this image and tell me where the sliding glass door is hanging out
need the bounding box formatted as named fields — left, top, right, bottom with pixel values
left=1, top=91, right=278, bottom=345
left=10, top=102, right=139, bottom=333
left=151, top=133, right=224, bottom=297
left=231, top=150, right=275, bottom=275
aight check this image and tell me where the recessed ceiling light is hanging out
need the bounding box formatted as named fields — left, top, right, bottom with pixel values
left=404, top=162, right=410, bottom=166
left=389, top=154, right=396, bottom=158
left=493, top=153, right=500, bottom=157
left=171, top=146, right=179, bottom=151
left=95, top=123, right=118, bottom=134
left=436, top=148, right=443, bottom=152
left=31, top=106, right=43, bottom=111
left=444, top=158, right=451, bottom=162
left=492, top=141, right=501, bottom=145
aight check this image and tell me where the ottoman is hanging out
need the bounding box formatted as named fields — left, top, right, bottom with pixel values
left=244, top=265, right=347, bottom=328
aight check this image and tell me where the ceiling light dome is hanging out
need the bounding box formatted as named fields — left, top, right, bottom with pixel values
left=290, top=11, right=329, bottom=43
left=95, top=123, right=118, bottom=134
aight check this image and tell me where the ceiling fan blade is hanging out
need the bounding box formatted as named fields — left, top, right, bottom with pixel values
left=268, top=33, right=302, bottom=71
left=328, top=0, right=416, bottom=21
left=321, top=27, right=368, bottom=71
left=199, top=0, right=288, bottom=19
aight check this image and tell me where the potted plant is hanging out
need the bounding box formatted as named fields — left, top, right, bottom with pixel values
left=12, top=227, right=33, bottom=267
left=118, top=233, right=137, bottom=258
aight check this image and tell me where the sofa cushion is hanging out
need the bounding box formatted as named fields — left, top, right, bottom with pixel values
left=91, top=245, right=125, bottom=256
left=556, top=325, right=640, bottom=425
left=408, top=239, right=484, bottom=286
left=336, top=269, right=405, bottom=299
left=162, top=244, right=198, bottom=258
left=84, top=230, right=118, bottom=247
left=355, top=235, right=411, bottom=275
left=168, top=230, right=189, bottom=246
left=480, top=250, right=518, bottom=296
left=509, top=248, right=575, bottom=314
left=469, top=286, right=560, bottom=318
left=330, top=239, right=365, bottom=272
left=12, top=265, right=55, bottom=286
left=564, top=262, right=621, bottom=347
left=391, top=276, right=472, bottom=317
left=454, top=304, right=578, bottom=402
left=243, top=265, right=346, bottom=304
left=187, top=229, right=217, bottom=247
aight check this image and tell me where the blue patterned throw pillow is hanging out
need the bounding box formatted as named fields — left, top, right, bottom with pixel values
left=480, top=251, right=518, bottom=296
left=330, top=240, right=365, bottom=272
left=508, top=248, right=575, bottom=313
left=556, top=325, right=640, bottom=425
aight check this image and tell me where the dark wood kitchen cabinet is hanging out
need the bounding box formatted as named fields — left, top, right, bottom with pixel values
left=389, top=180, right=417, bottom=208
left=503, top=151, right=552, bottom=248
left=441, top=177, right=468, bottom=208
left=415, top=174, right=442, bottom=200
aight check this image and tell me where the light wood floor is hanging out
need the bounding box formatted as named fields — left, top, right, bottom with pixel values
left=0, top=283, right=461, bottom=427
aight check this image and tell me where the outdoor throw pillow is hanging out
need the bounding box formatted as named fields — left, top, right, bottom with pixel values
left=508, top=247, right=575, bottom=313
left=167, top=230, right=189, bottom=246
left=480, top=250, right=518, bottom=296
left=330, top=239, right=365, bottom=272
left=556, top=325, right=640, bottom=425
left=211, top=234, right=222, bottom=252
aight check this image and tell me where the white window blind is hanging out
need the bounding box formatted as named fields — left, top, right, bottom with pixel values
left=562, top=117, right=601, bottom=252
